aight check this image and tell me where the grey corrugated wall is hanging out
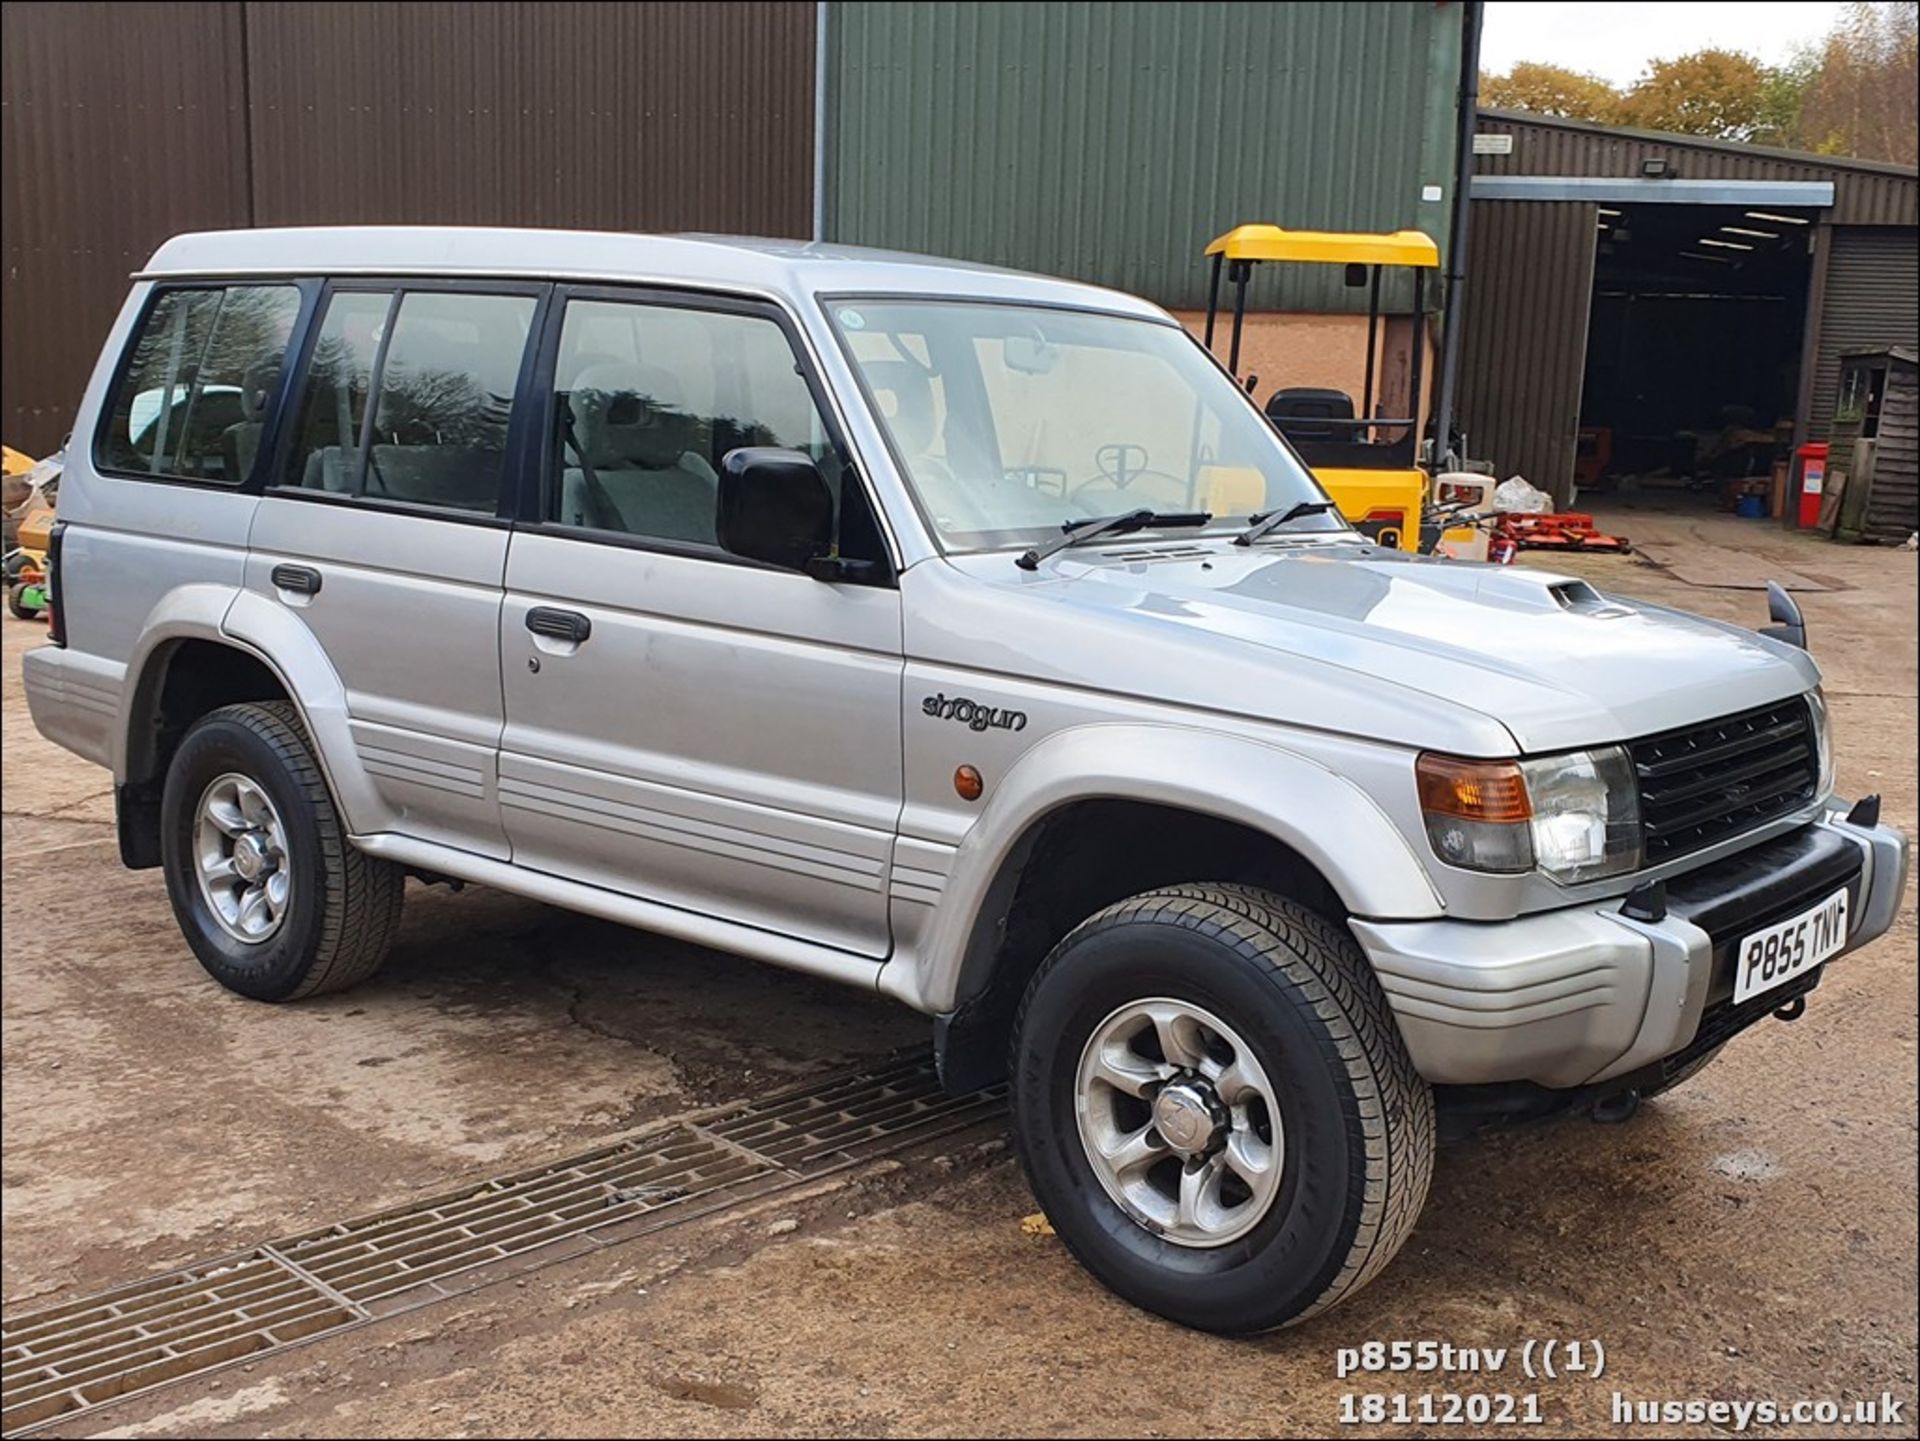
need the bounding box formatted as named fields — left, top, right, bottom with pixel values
left=1454, top=201, right=1598, bottom=505
left=825, top=1, right=1465, bottom=312
left=1808, top=229, right=1920, bottom=444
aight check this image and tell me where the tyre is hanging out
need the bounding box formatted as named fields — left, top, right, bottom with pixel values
left=8, top=581, right=40, bottom=620
left=1010, top=883, right=1434, bottom=1333
left=160, top=701, right=404, bottom=1001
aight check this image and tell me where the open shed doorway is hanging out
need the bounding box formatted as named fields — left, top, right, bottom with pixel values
left=1576, top=204, right=1816, bottom=510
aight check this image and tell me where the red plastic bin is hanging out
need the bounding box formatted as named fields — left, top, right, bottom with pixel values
left=1793, top=442, right=1829, bottom=529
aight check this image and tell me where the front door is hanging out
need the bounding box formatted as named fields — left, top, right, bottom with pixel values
left=248, top=283, right=545, bottom=856
left=498, top=290, right=903, bottom=957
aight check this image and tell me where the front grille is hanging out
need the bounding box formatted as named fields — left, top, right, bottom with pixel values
left=1629, top=698, right=1817, bottom=864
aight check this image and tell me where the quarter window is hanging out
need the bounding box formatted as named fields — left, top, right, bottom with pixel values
left=283, top=289, right=536, bottom=513
left=548, top=299, right=850, bottom=549
left=99, top=285, right=302, bottom=483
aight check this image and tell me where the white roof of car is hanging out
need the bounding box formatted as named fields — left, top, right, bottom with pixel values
left=138, top=226, right=1168, bottom=320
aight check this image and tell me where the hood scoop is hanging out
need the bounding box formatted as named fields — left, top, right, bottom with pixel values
left=1544, top=579, right=1633, bottom=618
left=1458, top=568, right=1633, bottom=618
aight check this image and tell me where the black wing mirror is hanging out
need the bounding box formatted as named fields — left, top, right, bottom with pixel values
left=716, top=447, right=835, bottom=574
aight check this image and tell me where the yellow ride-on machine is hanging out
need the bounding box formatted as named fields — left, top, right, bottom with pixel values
left=1202, top=225, right=1439, bottom=552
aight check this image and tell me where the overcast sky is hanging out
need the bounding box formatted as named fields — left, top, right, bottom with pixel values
left=1480, top=1, right=1845, bottom=86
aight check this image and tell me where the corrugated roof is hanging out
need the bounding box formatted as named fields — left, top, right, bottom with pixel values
left=1475, top=110, right=1918, bottom=228
left=1479, top=108, right=1920, bottom=180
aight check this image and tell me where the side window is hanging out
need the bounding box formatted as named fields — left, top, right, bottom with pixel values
left=549, top=299, right=846, bottom=549
left=283, top=289, right=535, bottom=513
left=98, top=285, right=302, bottom=483
left=282, top=291, right=389, bottom=494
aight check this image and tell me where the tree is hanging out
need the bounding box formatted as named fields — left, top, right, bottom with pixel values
left=1480, top=62, right=1620, bottom=123
left=1616, top=49, right=1775, bottom=140
left=1795, top=1, right=1918, bottom=165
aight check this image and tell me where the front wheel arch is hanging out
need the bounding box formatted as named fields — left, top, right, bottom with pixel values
left=932, top=797, right=1355, bottom=1094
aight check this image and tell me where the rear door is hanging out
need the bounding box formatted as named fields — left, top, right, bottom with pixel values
left=497, top=288, right=903, bottom=957
left=247, top=282, right=546, bottom=855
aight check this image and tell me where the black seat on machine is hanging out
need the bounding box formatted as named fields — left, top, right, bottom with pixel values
left=1264, top=387, right=1355, bottom=441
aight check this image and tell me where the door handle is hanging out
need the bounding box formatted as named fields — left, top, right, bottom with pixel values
left=526, top=606, right=591, bottom=644
left=271, top=564, right=322, bottom=597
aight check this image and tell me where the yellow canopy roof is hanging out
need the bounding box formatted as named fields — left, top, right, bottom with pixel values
left=1205, top=224, right=1440, bottom=269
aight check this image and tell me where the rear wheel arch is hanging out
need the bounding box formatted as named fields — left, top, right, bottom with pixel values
left=118, top=634, right=321, bottom=869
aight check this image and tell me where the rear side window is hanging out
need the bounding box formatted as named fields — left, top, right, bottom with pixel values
left=282, top=289, right=535, bottom=513
left=98, top=285, right=302, bottom=483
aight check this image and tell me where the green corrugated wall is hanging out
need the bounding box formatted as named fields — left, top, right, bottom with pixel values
left=825, top=1, right=1463, bottom=313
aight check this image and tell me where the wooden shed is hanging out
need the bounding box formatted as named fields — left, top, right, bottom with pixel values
left=1832, top=347, right=1918, bottom=544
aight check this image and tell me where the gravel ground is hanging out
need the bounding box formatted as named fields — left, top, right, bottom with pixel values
left=3, top=500, right=1914, bottom=1438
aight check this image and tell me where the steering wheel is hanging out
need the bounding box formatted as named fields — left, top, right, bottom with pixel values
left=1067, top=442, right=1187, bottom=505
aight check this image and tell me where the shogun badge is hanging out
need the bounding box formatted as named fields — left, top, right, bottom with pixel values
left=922, top=693, right=1028, bottom=733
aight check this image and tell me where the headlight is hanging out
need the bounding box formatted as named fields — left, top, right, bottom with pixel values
left=1805, top=687, right=1834, bottom=798
left=1417, top=747, right=1643, bottom=884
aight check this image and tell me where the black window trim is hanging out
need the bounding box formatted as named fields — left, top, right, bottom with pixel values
left=91, top=279, right=320, bottom=492
left=261, top=275, right=552, bottom=524
left=519, top=282, right=897, bottom=586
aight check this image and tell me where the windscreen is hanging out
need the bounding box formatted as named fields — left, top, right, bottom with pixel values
left=826, top=299, right=1341, bottom=554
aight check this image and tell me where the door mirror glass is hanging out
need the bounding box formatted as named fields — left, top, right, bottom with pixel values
left=716, top=447, right=834, bottom=572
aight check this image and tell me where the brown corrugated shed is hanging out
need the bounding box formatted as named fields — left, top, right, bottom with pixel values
left=244, top=2, right=814, bottom=233
left=1, top=1, right=816, bottom=455
left=1460, top=109, right=1918, bottom=504
left=1455, top=201, right=1597, bottom=500
left=1474, top=110, right=1918, bottom=229
left=2, top=2, right=251, bottom=454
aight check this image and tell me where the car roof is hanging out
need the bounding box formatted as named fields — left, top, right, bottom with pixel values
left=138, top=226, right=1170, bottom=321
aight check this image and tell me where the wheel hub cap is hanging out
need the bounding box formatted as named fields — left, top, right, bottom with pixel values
left=192, top=773, right=292, bottom=945
left=1151, top=1081, right=1222, bottom=1157
left=231, top=832, right=271, bottom=883
left=1074, top=997, right=1285, bottom=1248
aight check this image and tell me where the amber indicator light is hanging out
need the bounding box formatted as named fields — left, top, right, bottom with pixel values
left=1415, top=754, right=1531, bottom=821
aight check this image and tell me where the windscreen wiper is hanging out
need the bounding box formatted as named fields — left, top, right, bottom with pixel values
left=1233, top=498, right=1339, bottom=546
left=1016, top=508, right=1212, bottom=570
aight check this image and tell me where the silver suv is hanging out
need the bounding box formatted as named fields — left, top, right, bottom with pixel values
left=25, top=228, right=1908, bottom=1333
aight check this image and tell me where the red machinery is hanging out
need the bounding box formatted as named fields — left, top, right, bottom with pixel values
left=1492, top=512, right=1632, bottom=554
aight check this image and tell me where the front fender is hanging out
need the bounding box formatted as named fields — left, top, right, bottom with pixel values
left=886, top=722, right=1443, bottom=1013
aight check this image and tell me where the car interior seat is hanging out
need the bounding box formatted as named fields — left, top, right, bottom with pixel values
left=220, top=363, right=279, bottom=484
left=560, top=361, right=718, bottom=544
left=862, top=361, right=947, bottom=481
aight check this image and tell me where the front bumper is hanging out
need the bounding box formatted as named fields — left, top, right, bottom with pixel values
left=1352, top=810, right=1909, bottom=1088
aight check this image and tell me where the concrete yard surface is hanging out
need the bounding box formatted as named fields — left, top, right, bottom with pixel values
left=2, top=502, right=1915, bottom=1438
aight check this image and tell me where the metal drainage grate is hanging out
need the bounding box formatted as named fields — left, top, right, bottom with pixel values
left=0, top=1257, right=355, bottom=1434
left=1, top=1052, right=1003, bottom=1437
